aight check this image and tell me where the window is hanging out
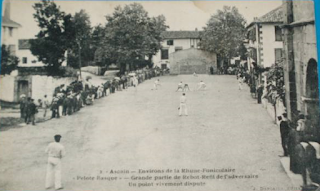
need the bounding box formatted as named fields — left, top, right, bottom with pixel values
left=161, top=49, right=169, bottom=60
left=275, top=48, right=283, bottom=63
left=22, top=57, right=28, bottom=64
left=275, top=26, right=282, bottom=41
left=175, top=47, right=183, bottom=52
left=9, top=27, right=13, bottom=37
left=167, top=40, right=174, bottom=46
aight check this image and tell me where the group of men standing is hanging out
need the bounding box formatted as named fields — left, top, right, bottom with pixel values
left=19, top=96, right=38, bottom=125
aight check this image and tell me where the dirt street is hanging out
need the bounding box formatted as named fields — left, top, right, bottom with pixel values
left=0, top=75, right=295, bottom=191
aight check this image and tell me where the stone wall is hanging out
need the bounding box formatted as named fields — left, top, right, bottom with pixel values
left=31, top=76, right=76, bottom=102
left=293, top=24, right=318, bottom=112
left=81, top=66, right=102, bottom=75
left=169, top=48, right=217, bottom=75
left=0, top=75, right=76, bottom=104
left=292, top=1, right=315, bottom=22
left=0, top=75, right=15, bottom=102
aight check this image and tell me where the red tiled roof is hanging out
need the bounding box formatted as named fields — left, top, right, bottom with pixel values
left=2, top=16, right=21, bottom=28
left=161, top=31, right=201, bottom=39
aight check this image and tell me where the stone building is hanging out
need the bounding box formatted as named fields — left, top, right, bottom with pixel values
left=282, top=0, right=319, bottom=131
left=153, top=30, right=202, bottom=69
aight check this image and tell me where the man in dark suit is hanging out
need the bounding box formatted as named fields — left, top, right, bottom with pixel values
left=28, top=99, right=37, bottom=125
left=279, top=113, right=290, bottom=156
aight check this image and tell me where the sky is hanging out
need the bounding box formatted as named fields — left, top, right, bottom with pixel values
left=5, top=0, right=282, bottom=39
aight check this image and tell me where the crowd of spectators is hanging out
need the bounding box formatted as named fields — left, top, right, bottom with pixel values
left=19, top=67, right=164, bottom=125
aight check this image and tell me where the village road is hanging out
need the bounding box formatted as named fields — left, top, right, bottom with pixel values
left=0, top=75, right=295, bottom=191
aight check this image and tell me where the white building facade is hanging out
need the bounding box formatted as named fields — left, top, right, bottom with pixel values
left=153, top=31, right=201, bottom=69
left=17, top=39, right=46, bottom=67
left=1, top=0, right=21, bottom=56
left=246, top=6, right=284, bottom=69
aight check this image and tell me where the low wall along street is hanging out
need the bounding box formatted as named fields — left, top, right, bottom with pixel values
left=31, top=75, right=76, bottom=102
left=0, top=75, right=15, bottom=102
left=0, top=75, right=76, bottom=104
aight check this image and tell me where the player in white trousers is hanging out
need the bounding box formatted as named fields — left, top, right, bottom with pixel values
left=153, top=79, right=161, bottom=90
left=179, top=93, right=188, bottom=116
left=45, top=135, right=66, bottom=190
left=238, top=77, right=243, bottom=90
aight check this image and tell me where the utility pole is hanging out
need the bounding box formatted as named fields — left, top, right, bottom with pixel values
left=78, top=40, right=82, bottom=79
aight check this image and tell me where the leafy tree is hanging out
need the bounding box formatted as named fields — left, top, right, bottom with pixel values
left=101, top=3, right=168, bottom=73
left=30, top=0, right=75, bottom=76
left=238, top=43, right=247, bottom=60
left=200, top=6, right=246, bottom=68
left=0, top=45, right=19, bottom=75
left=146, top=15, right=168, bottom=63
left=67, top=10, right=92, bottom=68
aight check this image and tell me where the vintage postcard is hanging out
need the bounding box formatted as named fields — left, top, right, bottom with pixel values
left=0, top=0, right=319, bottom=191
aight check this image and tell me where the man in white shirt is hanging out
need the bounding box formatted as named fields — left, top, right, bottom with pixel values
left=179, top=93, right=188, bottom=116
left=43, top=95, right=49, bottom=118
left=154, top=79, right=161, bottom=90
left=45, top=135, right=66, bottom=190
left=197, top=80, right=207, bottom=91
left=176, top=82, right=184, bottom=92
left=238, top=77, right=243, bottom=90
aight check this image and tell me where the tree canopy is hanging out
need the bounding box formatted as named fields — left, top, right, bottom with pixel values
left=30, top=0, right=75, bottom=76
left=0, top=45, right=19, bottom=75
left=100, top=3, right=168, bottom=73
left=67, top=9, right=93, bottom=69
left=200, top=6, right=246, bottom=63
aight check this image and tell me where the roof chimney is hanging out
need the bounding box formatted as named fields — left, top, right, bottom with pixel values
left=195, top=28, right=198, bottom=31
left=4, top=0, right=11, bottom=19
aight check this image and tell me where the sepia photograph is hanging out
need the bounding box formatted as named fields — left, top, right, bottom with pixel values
left=0, top=0, right=319, bottom=191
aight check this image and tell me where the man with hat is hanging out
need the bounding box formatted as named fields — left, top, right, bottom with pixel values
left=45, top=134, right=65, bottom=190
left=28, top=99, right=37, bottom=125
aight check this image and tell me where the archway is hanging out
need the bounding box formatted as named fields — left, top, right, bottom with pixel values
left=305, top=58, right=319, bottom=134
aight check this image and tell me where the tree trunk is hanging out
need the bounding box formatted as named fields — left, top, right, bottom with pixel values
left=120, top=63, right=126, bottom=74
left=148, top=54, right=154, bottom=68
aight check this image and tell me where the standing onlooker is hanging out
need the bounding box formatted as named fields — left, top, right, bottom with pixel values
left=19, top=95, right=27, bottom=119
left=133, top=76, right=138, bottom=88
left=51, top=96, right=60, bottom=119
left=278, top=113, right=290, bottom=156
left=238, top=77, right=243, bottom=90
left=43, top=95, right=50, bottom=118
left=257, top=85, right=264, bottom=104
left=179, top=93, right=188, bottom=116
left=45, top=135, right=65, bottom=190
left=25, top=97, right=31, bottom=124
left=29, top=99, right=37, bottom=125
